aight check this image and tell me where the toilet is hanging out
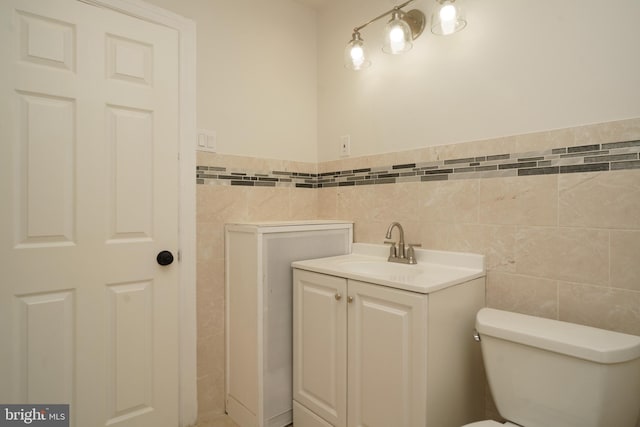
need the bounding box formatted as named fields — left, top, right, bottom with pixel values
left=464, top=308, right=640, bottom=427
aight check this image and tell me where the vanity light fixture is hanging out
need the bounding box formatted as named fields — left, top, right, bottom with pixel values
left=431, top=0, right=466, bottom=35
left=344, top=0, right=466, bottom=70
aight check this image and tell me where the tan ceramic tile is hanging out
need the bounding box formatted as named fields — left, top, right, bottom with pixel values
left=197, top=185, right=249, bottom=224
left=197, top=257, right=224, bottom=340
left=197, top=333, right=218, bottom=376
left=377, top=152, right=398, bottom=168
left=351, top=218, right=421, bottom=245
left=284, top=160, right=316, bottom=174
left=433, top=136, right=516, bottom=161
left=353, top=220, right=388, bottom=244
left=434, top=140, right=478, bottom=160
left=197, top=333, right=225, bottom=415
left=210, top=334, right=226, bottom=413
left=558, top=281, right=640, bottom=335
left=349, top=156, right=376, bottom=170
left=388, top=220, right=422, bottom=246
left=371, top=182, right=420, bottom=223
left=471, top=136, right=518, bottom=159
left=414, top=145, right=440, bottom=163
left=486, top=271, right=558, bottom=319
left=439, top=223, right=483, bottom=254
left=572, top=117, right=640, bottom=145
left=209, top=154, right=241, bottom=171
left=289, top=187, right=318, bottom=220
left=344, top=154, right=374, bottom=171
left=196, top=374, right=218, bottom=422
left=390, top=148, right=423, bottom=166
left=514, top=128, right=575, bottom=152
left=479, top=225, right=517, bottom=272
left=246, top=187, right=292, bottom=221
left=610, top=230, right=640, bottom=292
left=418, top=179, right=479, bottom=224
left=317, top=187, right=338, bottom=219
left=479, top=175, right=558, bottom=226
left=317, top=159, right=341, bottom=174
left=418, top=222, right=451, bottom=251
left=418, top=223, right=515, bottom=272
left=336, top=185, right=377, bottom=223
left=324, top=156, right=355, bottom=172
left=515, top=227, right=609, bottom=286
left=197, top=221, right=224, bottom=263
left=559, top=170, right=640, bottom=229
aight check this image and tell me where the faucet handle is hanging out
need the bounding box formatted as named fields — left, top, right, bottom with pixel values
left=406, top=243, right=421, bottom=264
left=384, top=240, right=397, bottom=258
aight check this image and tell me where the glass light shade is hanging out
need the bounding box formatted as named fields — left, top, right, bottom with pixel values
left=344, top=32, right=371, bottom=70
left=431, top=0, right=466, bottom=35
left=382, top=11, right=413, bottom=54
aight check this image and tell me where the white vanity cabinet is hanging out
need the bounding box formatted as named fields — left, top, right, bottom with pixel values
left=225, top=221, right=352, bottom=427
left=292, top=245, right=486, bottom=427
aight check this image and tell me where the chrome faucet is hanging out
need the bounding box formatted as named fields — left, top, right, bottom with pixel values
left=384, top=222, right=421, bottom=264
left=385, top=222, right=406, bottom=258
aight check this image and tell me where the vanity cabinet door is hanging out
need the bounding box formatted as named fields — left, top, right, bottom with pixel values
left=347, top=280, right=428, bottom=427
left=293, top=269, right=348, bottom=427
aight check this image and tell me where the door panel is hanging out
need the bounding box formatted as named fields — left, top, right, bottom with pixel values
left=0, top=1, right=180, bottom=426
left=14, top=290, right=75, bottom=404
left=293, top=270, right=347, bottom=427
left=15, top=91, right=76, bottom=247
left=347, top=280, right=428, bottom=427
left=106, top=105, right=154, bottom=241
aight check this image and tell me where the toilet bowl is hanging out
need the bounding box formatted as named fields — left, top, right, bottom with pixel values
left=463, top=308, right=640, bottom=427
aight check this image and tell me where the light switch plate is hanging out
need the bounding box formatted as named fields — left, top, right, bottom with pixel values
left=340, top=135, right=351, bottom=157
left=197, top=129, right=217, bottom=152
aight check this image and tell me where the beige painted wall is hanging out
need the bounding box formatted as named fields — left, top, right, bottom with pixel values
left=145, top=0, right=640, bottom=162
left=317, top=0, right=640, bottom=160
left=145, top=0, right=318, bottom=162
left=142, top=0, right=640, bottom=423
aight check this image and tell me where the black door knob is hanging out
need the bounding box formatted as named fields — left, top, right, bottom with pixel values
left=157, top=250, right=174, bottom=266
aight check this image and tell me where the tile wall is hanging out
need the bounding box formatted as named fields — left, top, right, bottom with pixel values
left=195, top=118, right=640, bottom=422
left=196, top=154, right=318, bottom=421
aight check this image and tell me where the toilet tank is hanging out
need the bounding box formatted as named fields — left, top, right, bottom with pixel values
left=476, top=308, right=640, bottom=427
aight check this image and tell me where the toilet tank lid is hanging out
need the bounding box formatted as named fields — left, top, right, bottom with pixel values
left=476, top=308, right=640, bottom=364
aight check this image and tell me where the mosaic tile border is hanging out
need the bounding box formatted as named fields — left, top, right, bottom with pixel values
left=196, top=139, right=640, bottom=188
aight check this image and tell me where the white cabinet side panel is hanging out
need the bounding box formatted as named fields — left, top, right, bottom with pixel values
left=226, top=223, right=352, bottom=427
left=427, top=278, right=486, bottom=427
left=226, top=230, right=259, bottom=417
left=263, top=229, right=350, bottom=423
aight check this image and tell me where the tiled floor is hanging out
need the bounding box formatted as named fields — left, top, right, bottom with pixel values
left=195, top=414, right=240, bottom=427
left=196, top=416, right=292, bottom=427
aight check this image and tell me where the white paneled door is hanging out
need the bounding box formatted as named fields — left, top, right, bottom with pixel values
left=0, top=0, right=181, bottom=426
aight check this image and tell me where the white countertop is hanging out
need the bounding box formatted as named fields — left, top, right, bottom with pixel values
left=292, top=243, right=486, bottom=294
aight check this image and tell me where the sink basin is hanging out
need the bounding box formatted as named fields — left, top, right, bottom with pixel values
left=337, top=260, right=425, bottom=280
left=292, top=243, right=486, bottom=294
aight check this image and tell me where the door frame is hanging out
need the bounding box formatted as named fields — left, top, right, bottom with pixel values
left=80, top=0, right=197, bottom=425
